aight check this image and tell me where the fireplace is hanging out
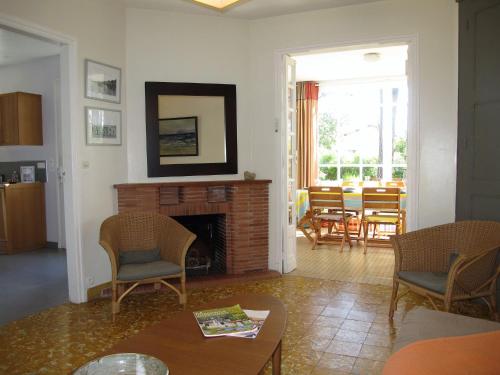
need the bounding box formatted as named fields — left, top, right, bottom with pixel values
left=114, top=180, right=272, bottom=275
left=173, top=214, right=226, bottom=277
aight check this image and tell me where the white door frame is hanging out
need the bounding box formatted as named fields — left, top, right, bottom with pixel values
left=0, top=13, right=86, bottom=303
left=53, top=78, right=66, bottom=249
left=273, top=34, right=420, bottom=273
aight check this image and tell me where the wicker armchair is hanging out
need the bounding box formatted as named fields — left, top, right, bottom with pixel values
left=99, top=212, right=196, bottom=314
left=390, top=221, right=500, bottom=320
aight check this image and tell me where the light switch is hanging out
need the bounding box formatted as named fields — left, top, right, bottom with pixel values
left=82, top=161, right=90, bottom=169
left=48, top=159, right=57, bottom=172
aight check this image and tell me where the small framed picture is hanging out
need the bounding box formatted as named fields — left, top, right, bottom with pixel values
left=159, top=116, right=199, bottom=157
left=20, top=166, right=35, bottom=183
left=85, top=107, right=122, bottom=145
left=85, top=59, right=121, bottom=103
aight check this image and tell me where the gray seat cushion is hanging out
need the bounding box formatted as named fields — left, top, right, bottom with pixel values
left=398, top=271, right=448, bottom=294
left=117, top=260, right=182, bottom=281
left=393, top=307, right=500, bottom=352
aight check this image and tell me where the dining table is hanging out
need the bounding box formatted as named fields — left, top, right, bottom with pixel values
left=296, top=188, right=407, bottom=241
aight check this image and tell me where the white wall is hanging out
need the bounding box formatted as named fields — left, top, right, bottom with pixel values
left=126, top=8, right=251, bottom=182
left=248, top=0, right=459, bottom=271
left=0, top=55, right=60, bottom=243
left=0, top=0, right=128, bottom=295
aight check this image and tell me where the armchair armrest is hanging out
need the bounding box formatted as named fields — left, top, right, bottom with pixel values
left=99, top=216, right=120, bottom=278
left=446, top=247, right=500, bottom=299
left=391, top=224, right=457, bottom=273
left=159, top=217, right=197, bottom=269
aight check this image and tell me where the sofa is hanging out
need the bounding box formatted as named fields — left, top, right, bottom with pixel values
left=383, top=308, right=500, bottom=374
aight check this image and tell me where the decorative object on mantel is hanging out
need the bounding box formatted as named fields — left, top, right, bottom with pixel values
left=85, top=107, right=122, bottom=146
left=145, top=82, right=238, bottom=177
left=244, top=171, right=256, bottom=180
left=85, top=59, right=121, bottom=103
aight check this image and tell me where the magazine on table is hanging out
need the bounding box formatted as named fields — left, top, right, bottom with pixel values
left=230, top=309, right=270, bottom=339
left=193, top=304, right=270, bottom=339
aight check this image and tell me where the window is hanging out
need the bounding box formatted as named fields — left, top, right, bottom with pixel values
left=318, top=80, right=408, bottom=183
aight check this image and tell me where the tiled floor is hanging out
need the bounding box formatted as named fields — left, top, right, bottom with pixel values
left=0, top=248, right=68, bottom=326
left=291, top=233, right=395, bottom=286
left=0, top=275, right=489, bottom=375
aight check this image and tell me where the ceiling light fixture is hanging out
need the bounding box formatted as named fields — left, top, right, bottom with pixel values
left=192, top=0, right=242, bottom=10
left=363, top=52, right=381, bottom=63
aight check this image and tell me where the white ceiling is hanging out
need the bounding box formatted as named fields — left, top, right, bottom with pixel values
left=293, top=45, right=408, bottom=82
left=0, top=28, right=61, bottom=67
left=124, top=0, right=383, bottom=19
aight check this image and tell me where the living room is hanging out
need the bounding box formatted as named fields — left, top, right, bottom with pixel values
left=1, top=0, right=499, bottom=374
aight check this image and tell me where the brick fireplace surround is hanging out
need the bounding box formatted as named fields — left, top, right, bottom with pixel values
left=114, top=180, right=272, bottom=275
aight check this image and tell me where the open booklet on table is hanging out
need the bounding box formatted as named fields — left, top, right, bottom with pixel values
left=193, top=304, right=270, bottom=339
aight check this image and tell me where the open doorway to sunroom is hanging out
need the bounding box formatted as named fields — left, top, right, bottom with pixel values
left=290, top=44, right=410, bottom=286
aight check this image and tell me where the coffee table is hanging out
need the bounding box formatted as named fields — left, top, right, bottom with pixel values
left=107, top=294, right=287, bottom=375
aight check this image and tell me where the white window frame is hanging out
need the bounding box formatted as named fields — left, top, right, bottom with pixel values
left=317, top=78, right=409, bottom=184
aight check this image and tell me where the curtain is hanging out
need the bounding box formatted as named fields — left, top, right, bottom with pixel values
left=296, top=81, right=319, bottom=189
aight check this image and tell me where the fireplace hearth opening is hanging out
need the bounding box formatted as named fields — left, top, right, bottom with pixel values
left=173, top=214, right=226, bottom=277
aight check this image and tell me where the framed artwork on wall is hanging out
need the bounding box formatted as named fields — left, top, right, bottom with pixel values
left=85, top=107, right=122, bottom=145
left=159, top=116, right=199, bottom=157
left=85, top=59, right=121, bottom=103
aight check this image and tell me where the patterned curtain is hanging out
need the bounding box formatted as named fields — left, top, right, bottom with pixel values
left=296, top=81, right=319, bottom=189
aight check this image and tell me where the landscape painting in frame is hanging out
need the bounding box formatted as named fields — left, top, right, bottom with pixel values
left=159, top=116, right=199, bottom=157
left=85, top=59, right=121, bottom=103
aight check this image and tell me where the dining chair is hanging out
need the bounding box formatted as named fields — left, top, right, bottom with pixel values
left=361, top=187, right=402, bottom=254
left=309, top=186, right=354, bottom=251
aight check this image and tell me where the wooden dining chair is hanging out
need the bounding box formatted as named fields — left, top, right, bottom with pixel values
left=361, top=187, right=402, bottom=254
left=309, top=186, right=354, bottom=252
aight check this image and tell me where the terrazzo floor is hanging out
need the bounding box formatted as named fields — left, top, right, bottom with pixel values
left=291, top=234, right=394, bottom=286
left=0, top=275, right=489, bottom=375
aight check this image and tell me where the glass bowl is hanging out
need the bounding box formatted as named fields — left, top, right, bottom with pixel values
left=73, top=353, right=169, bottom=375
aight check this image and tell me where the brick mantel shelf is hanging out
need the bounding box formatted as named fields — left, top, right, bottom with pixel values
left=114, top=180, right=272, bottom=275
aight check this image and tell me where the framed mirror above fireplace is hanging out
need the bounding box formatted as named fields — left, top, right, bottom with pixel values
left=145, top=82, right=238, bottom=177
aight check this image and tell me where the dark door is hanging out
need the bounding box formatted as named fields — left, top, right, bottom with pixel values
left=456, top=0, right=500, bottom=220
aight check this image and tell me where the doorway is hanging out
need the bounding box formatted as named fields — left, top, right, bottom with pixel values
left=0, top=14, right=83, bottom=323
left=0, top=28, right=67, bottom=325
left=279, top=38, right=419, bottom=285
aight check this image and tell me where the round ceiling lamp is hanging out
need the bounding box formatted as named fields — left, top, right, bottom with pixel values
left=192, top=0, right=242, bottom=10
left=363, top=52, right=381, bottom=63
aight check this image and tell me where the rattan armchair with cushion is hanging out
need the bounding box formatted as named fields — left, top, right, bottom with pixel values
left=389, top=221, right=500, bottom=320
left=99, top=212, right=196, bottom=314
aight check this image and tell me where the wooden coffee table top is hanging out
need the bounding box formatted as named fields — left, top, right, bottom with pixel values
left=108, top=294, right=287, bottom=375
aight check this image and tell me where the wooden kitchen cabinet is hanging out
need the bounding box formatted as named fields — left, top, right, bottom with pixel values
left=0, top=92, right=43, bottom=145
left=0, top=182, right=46, bottom=253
